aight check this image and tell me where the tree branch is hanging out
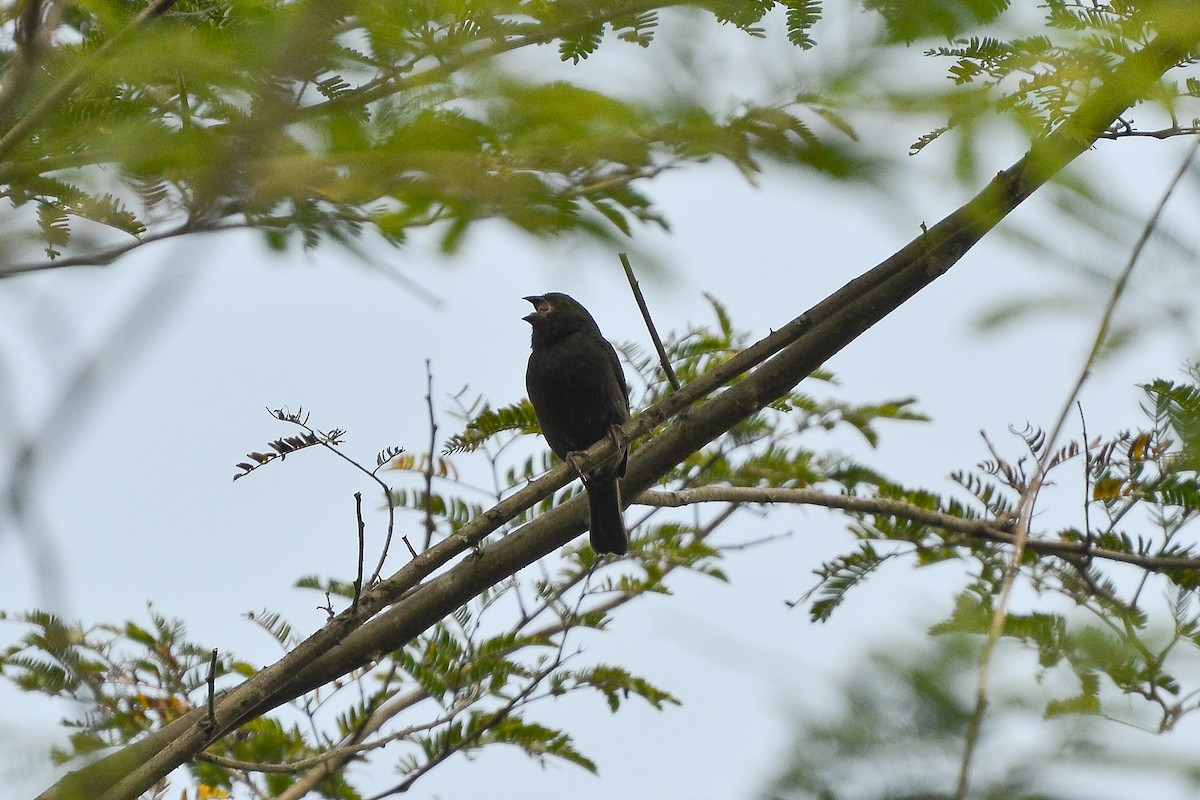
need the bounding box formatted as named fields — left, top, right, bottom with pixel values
left=0, top=219, right=249, bottom=277
left=637, top=486, right=1200, bottom=573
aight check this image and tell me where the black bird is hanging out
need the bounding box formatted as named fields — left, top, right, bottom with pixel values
left=524, top=293, right=630, bottom=555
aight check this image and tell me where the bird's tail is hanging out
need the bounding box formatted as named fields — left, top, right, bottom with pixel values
left=586, top=476, right=628, bottom=556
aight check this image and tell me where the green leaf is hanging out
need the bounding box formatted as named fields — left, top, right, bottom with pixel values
left=784, top=0, right=822, bottom=49
left=570, top=664, right=680, bottom=712
left=810, top=544, right=891, bottom=623
left=865, top=0, right=1010, bottom=43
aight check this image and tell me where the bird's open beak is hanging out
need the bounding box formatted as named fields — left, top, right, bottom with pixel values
left=523, top=295, right=548, bottom=324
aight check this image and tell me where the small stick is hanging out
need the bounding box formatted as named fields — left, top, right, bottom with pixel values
left=204, top=648, right=218, bottom=734
left=422, top=359, right=437, bottom=551
left=353, top=492, right=365, bottom=612
left=619, top=253, right=680, bottom=391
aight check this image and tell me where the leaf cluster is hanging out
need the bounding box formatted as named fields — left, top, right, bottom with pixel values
left=3, top=554, right=689, bottom=797
left=0, top=607, right=254, bottom=772
left=3, top=1, right=1193, bottom=278
left=913, top=0, right=1200, bottom=151
left=0, top=0, right=857, bottom=272
left=806, top=367, right=1200, bottom=731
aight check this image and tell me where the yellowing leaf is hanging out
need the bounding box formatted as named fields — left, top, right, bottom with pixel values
left=1128, top=432, right=1150, bottom=460
left=1092, top=477, right=1124, bottom=500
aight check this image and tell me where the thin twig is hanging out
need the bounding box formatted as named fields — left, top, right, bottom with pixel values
left=204, top=649, right=218, bottom=735
left=371, top=476, right=406, bottom=578
left=202, top=694, right=477, bottom=778
left=1099, top=124, right=1200, bottom=140
left=422, top=359, right=437, bottom=551
left=620, top=252, right=680, bottom=391
left=953, top=134, right=1200, bottom=800
left=368, top=456, right=404, bottom=579
left=1078, top=401, right=1094, bottom=560
left=716, top=529, right=794, bottom=551
left=0, top=219, right=249, bottom=277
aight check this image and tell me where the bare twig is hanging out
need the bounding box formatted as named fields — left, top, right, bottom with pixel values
left=370, top=472, right=406, bottom=577
left=620, top=252, right=680, bottom=391
left=0, top=219, right=250, bottom=277
left=1100, top=123, right=1200, bottom=140
left=353, top=492, right=365, bottom=612
left=718, top=529, right=793, bottom=551
left=203, top=649, right=218, bottom=735
left=638, top=485, right=1200, bottom=573
left=370, top=450, right=405, bottom=577
left=1078, top=401, right=1095, bottom=559
left=422, top=360, right=437, bottom=551
left=202, top=693, right=477, bottom=778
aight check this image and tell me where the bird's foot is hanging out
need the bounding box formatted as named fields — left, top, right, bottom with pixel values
left=606, top=424, right=627, bottom=452
left=565, top=450, right=588, bottom=481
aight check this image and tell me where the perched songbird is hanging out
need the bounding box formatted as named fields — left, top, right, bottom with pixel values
left=524, top=293, right=630, bottom=555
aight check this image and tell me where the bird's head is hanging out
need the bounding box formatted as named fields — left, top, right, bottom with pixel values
left=523, top=293, right=592, bottom=325
left=523, top=292, right=604, bottom=343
